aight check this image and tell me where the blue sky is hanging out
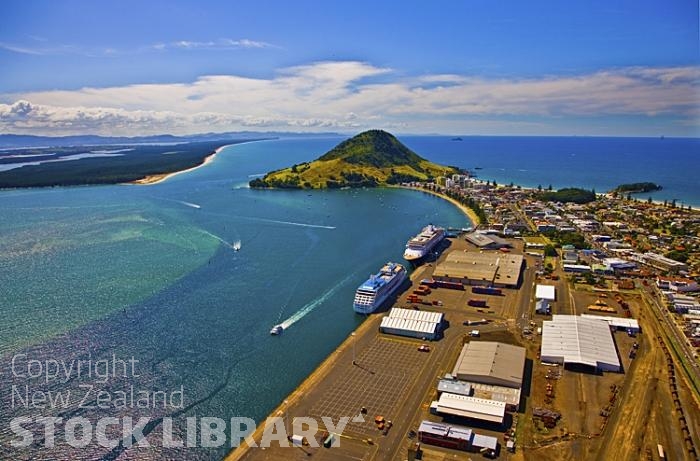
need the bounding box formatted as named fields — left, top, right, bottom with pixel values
left=0, top=0, right=698, bottom=136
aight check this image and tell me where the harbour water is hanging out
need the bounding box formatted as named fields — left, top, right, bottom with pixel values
left=0, top=135, right=697, bottom=460
left=0, top=137, right=468, bottom=460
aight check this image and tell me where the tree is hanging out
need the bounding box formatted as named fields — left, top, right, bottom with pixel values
left=543, top=244, right=558, bottom=257
left=626, top=192, right=632, bottom=200
left=538, top=184, right=543, bottom=191
left=647, top=196, right=653, bottom=204
left=547, top=184, right=553, bottom=191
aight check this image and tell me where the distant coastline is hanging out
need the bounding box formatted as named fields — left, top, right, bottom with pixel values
left=129, top=145, right=227, bottom=185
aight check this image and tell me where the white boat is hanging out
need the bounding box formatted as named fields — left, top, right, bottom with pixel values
left=232, top=240, right=241, bottom=251
left=403, top=225, right=446, bottom=262
left=353, top=262, right=407, bottom=314
left=270, top=324, right=284, bottom=335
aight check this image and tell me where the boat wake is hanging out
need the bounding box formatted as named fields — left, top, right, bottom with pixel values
left=179, top=200, right=201, bottom=209
left=277, top=272, right=356, bottom=331
left=148, top=195, right=201, bottom=209
left=197, top=210, right=335, bottom=230
left=250, top=216, right=336, bottom=230
left=200, top=230, right=237, bottom=250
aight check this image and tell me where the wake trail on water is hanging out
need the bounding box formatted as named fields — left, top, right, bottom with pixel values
left=199, top=210, right=336, bottom=230
left=199, top=229, right=235, bottom=250
left=248, top=216, right=336, bottom=230
left=147, top=195, right=201, bottom=209
left=278, top=271, right=357, bottom=330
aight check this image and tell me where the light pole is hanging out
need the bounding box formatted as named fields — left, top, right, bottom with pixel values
left=351, top=332, right=356, bottom=365
left=283, top=399, right=289, bottom=437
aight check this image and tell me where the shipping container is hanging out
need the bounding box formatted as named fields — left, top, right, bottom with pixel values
left=472, top=286, right=503, bottom=296
left=468, top=299, right=487, bottom=307
left=435, top=280, right=465, bottom=290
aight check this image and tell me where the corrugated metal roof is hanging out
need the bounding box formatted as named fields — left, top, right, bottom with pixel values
left=417, top=420, right=473, bottom=442
left=452, top=341, right=526, bottom=388
left=417, top=420, right=450, bottom=437
left=388, top=307, right=443, bottom=324
left=541, top=315, right=620, bottom=370
left=580, top=314, right=639, bottom=330
left=436, top=393, right=506, bottom=423
left=380, top=317, right=437, bottom=335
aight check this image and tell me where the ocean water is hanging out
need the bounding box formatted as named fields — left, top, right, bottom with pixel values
left=0, top=135, right=697, bottom=460
left=401, top=136, right=700, bottom=206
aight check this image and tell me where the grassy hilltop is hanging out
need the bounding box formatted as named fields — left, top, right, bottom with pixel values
left=250, top=130, right=458, bottom=189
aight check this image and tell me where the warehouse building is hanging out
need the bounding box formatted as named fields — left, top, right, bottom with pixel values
left=437, top=378, right=472, bottom=397
left=418, top=420, right=498, bottom=453
left=535, top=284, right=556, bottom=301
left=464, top=231, right=512, bottom=250
left=541, top=315, right=621, bottom=372
left=433, top=252, right=524, bottom=288
left=379, top=307, right=444, bottom=340
left=452, top=341, right=526, bottom=388
left=430, top=394, right=507, bottom=424
left=580, top=314, right=640, bottom=333
left=642, top=252, right=688, bottom=273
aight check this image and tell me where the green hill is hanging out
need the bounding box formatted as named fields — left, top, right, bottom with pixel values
left=250, top=130, right=457, bottom=189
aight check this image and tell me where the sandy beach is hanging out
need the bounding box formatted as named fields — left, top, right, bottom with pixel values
left=130, top=145, right=228, bottom=185
left=400, top=185, right=481, bottom=226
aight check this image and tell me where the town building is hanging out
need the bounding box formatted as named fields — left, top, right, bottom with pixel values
left=540, top=315, right=621, bottom=372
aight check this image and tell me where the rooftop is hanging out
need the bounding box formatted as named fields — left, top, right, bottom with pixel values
left=452, top=341, right=526, bottom=389
left=436, top=393, right=507, bottom=423
left=433, top=251, right=523, bottom=286
left=535, top=284, right=556, bottom=301
left=541, top=315, right=621, bottom=371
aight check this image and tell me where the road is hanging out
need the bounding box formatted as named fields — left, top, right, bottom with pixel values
left=515, top=264, right=536, bottom=331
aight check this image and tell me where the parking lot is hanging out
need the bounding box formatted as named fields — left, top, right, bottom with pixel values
left=308, top=336, right=431, bottom=438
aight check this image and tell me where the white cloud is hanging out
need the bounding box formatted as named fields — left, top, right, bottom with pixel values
left=0, top=37, right=277, bottom=57
left=0, top=62, right=698, bottom=136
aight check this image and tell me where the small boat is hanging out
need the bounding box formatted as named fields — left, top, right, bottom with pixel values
left=270, top=325, right=284, bottom=335
left=451, top=137, right=463, bottom=141
left=232, top=240, right=241, bottom=251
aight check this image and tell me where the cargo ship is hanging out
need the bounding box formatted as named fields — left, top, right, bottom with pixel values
left=403, top=224, right=446, bottom=262
left=353, top=262, right=407, bottom=314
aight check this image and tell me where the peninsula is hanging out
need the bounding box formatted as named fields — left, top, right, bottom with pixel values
left=249, top=130, right=459, bottom=189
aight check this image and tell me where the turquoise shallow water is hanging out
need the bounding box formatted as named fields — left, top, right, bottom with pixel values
left=0, top=137, right=468, bottom=460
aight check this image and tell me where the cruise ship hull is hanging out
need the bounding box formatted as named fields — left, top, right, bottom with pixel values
left=403, top=225, right=446, bottom=263
left=353, top=263, right=407, bottom=314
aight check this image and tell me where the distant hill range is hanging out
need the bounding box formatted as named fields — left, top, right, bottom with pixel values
left=0, top=131, right=340, bottom=149
left=250, top=130, right=458, bottom=189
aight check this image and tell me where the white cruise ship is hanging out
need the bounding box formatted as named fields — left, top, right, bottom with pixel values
left=403, top=225, right=446, bottom=262
left=353, top=262, right=407, bottom=314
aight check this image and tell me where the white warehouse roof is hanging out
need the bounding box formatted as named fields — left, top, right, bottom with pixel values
left=386, top=307, right=443, bottom=324
left=435, top=393, right=506, bottom=423
left=380, top=317, right=438, bottom=335
left=535, top=284, right=556, bottom=301
left=580, top=314, right=640, bottom=332
left=541, top=315, right=621, bottom=372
